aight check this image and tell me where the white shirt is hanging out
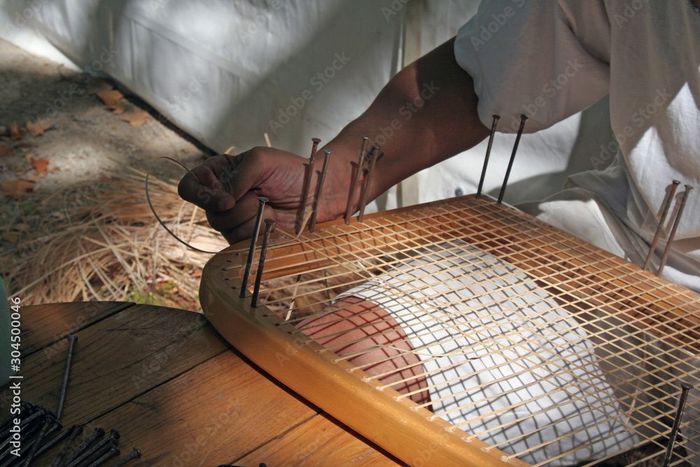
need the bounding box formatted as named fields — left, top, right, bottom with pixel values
left=454, top=0, right=700, bottom=291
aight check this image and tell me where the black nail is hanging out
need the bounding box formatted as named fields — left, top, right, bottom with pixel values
left=240, top=196, right=269, bottom=298
left=497, top=114, right=527, bottom=204
left=477, top=115, right=500, bottom=198
left=308, top=149, right=332, bottom=233
left=251, top=219, right=276, bottom=308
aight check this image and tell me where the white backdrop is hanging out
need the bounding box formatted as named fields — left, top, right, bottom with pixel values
left=0, top=0, right=615, bottom=209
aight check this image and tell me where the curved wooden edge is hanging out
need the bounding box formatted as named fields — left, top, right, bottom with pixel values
left=201, top=254, right=526, bottom=467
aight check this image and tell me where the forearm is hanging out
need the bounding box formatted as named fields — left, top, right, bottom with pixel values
left=325, top=38, right=489, bottom=201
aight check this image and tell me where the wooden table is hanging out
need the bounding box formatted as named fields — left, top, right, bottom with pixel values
left=0, top=302, right=399, bottom=466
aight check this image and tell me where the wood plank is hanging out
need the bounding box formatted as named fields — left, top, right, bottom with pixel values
left=20, top=301, right=133, bottom=356
left=92, top=352, right=317, bottom=466
left=233, top=413, right=399, bottom=466
left=1, top=305, right=226, bottom=426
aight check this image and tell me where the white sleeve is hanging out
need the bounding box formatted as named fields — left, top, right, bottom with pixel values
left=454, top=0, right=610, bottom=133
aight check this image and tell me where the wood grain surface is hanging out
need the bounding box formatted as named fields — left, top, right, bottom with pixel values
left=0, top=302, right=397, bottom=466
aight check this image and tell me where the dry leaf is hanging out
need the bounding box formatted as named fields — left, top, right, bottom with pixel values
left=0, top=179, right=35, bottom=197
left=9, top=122, right=23, bottom=141
left=120, top=110, right=149, bottom=127
left=96, top=88, right=125, bottom=114
left=0, top=144, right=12, bottom=158
left=25, top=119, right=54, bottom=137
left=1, top=232, right=19, bottom=243
left=30, top=157, right=50, bottom=175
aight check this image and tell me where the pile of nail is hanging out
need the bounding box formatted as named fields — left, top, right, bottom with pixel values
left=0, top=402, right=141, bottom=467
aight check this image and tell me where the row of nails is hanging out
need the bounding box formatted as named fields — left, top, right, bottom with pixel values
left=0, top=403, right=140, bottom=467
left=236, top=114, right=693, bottom=308
left=477, top=114, right=527, bottom=203
left=238, top=136, right=383, bottom=307
left=481, top=114, right=695, bottom=276
left=0, top=332, right=141, bottom=467
left=643, top=180, right=694, bottom=276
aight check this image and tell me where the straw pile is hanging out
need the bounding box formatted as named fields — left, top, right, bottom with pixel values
left=1, top=170, right=227, bottom=309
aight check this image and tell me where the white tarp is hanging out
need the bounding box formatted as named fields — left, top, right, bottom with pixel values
left=0, top=0, right=615, bottom=209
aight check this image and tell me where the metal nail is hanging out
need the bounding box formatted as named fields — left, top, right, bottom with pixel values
left=65, top=428, right=105, bottom=466
left=239, top=196, right=269, bottom=298
left=662, top=384, right=691, bottom=466
left=357, top=146, right=379, bottom=222
left=344, top=137, right=369, bottom=224
left=657, top=185, right=693, bottom=275
left=66, top=430, right=118, bottom=467
left=86, top=445, right=120, bottom=467
left=0, top=410, right=44, bottom=453
left=112, top=447, right=141, bottom=467
left=477, top=115, right=500, bottom=198
left=57, top=334, right=78, bottom=422
left=295, top=138, right=321, bottom=235
left=34, top=424, right=75, bottom=459
left=643, top=180, right=680, bottom=270
left=21, top=416, right=56, bottom=467
left=252, top=219, right=276, bottom=308
left=308, top=149, right=332, bottom=233
left=497, top=114, right=527, bottom=204
left=0, top=403, right=33, bottom=434
left=50, top=425, right=83, bottom=467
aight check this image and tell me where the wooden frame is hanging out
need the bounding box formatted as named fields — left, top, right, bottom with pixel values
left=201, top=195, right=699, bottom=466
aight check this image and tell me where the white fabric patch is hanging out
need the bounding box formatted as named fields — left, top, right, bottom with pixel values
left=341, top=241, right=638, bottom=466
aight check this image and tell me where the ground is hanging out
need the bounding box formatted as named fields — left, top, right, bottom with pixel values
left=0, top=38, right=221, bottom=309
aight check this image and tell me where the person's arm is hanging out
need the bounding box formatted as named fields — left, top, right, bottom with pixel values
left=327, top=37, right=488, bottom=204
left=179, top=38, right=488, bottom=243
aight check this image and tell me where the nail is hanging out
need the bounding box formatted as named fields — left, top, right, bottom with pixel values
left=239, top=196, right=268, bottom=298
left=344, top=137, right=369, bottom=224
left=113, top=447, right=142, bottom=467
left=643, top=180, right=680, bottom=270
left=252, top=219, right=276, bottom=308
left=296, top=138, right=321, bottom=234
left=21, top=416, right=56, bottom=467
left=86, top=445, right=120, bottom=467
left=34, top=424, right=76, bottom=459
left=357, top=146, right=379, bottom=222
left=0, top=402, right=33, bottom=434
left=65, top=428, right=105, bottom=466
left=477, top=115, right=500, bottom=198
left=50, top=425, right=83, bottom=467
left=662, top=384, right=691, bottom=466
left=57, top=334, right=78, bottom=422
left=657, top=185, right=693, bottom=275
left=0, top=409, right=44, bottom=453
left=497, top=114, right=527, bottom=204
left=308, top=149, right=332, bottom=233
left=67, top=430, right=119, bottom=467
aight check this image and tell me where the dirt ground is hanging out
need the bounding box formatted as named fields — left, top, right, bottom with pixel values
left=0, top=38, right=220, bottom=308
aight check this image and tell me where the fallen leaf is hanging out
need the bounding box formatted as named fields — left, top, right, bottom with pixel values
left=29, top=157, right=50, bottom=175
left=8, top=122, right=23, bottom=140
left=14, top=223, right=30, bottom=232
left=1, top=231, right=19, bottom=243
left=25, top=119, right=54, bottom=137
left=96, top=88, right=125, bottom=113
left=0, top=144, right=12, bottom=158
left=0, top=179, right=35, bottom=197
left=120, top=110, right=149, bottom=127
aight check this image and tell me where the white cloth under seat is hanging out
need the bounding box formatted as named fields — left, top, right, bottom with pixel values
left=340, top=240, right=638, bottom=466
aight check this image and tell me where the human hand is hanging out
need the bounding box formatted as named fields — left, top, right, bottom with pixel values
left=178, top=146, right=349, bottom=243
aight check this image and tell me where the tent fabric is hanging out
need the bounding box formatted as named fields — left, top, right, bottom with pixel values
left=0, top=0, right=615, bottom=210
